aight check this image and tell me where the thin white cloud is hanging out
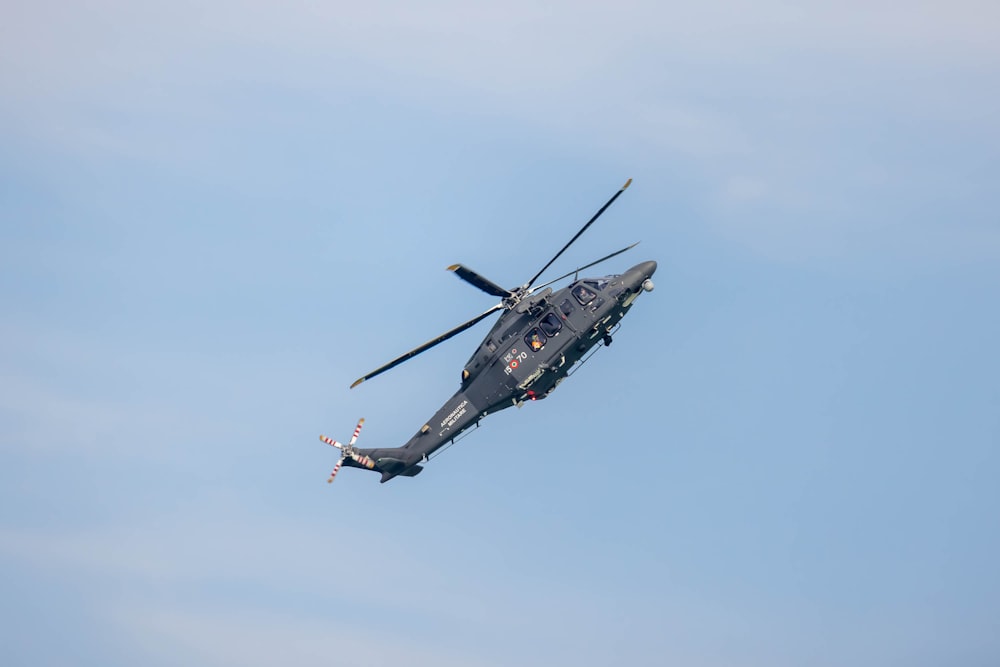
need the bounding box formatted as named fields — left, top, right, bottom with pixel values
left=0, top=501, right=541, bottom=623
left=3, top=1, right=997, bottom=263
left=0, top=374, right=134, bottom=453
left=4, top=0, right=998, bottom=121
left=0, top=360, right=234, bottom=460
left=111, top=605, right=495, bottom=667
left=1, top=520, right=496, bottom=666
left=0, top=501, right=616, bottom=666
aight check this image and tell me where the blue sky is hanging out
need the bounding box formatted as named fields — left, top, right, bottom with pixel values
left=2, top=2, right=999, bottom=665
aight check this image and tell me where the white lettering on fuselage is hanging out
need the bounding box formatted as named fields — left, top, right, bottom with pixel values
left=440, top=400, right=469, bottom=430
left=503, top=347, right=529, bottom=375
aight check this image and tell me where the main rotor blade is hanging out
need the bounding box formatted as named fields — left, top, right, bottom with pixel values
left=350, top=303, right=504, bottom=388
left=447, top=264, right=512, bottom=298
left=530, top=242, right=640, bottom=292
left=526, top=178, right=632, bottom=289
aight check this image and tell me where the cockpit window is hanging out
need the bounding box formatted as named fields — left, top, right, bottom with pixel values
left=560, top=298, right=574, bottom=316
left=585, top=279, right=610, bottom=290
left=540, top=312, right=562, bottom=337
left=572, top=284, right=597, bottom=305
left=525, top=327, right=547, bottom=352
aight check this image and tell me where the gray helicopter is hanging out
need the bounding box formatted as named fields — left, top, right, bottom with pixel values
left=321, top=179, right=656, bottom=483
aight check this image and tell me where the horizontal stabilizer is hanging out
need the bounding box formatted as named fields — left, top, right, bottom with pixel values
left=380, top=465, right=423, bottom=483
left=377, top=457, right=416, bottom=473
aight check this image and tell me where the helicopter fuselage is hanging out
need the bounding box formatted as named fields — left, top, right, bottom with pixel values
left=352, top=260, right=656, bottom=482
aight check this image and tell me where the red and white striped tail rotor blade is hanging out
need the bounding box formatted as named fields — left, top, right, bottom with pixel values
left=350, top=452, right=376, bottom=469
left=319, top=434, right=345, bottom=450
left=322, top=418, right=368, bottom=484
left=327, top=456, right=346, bottom=483
left=348, top=418, right=365, bottom=447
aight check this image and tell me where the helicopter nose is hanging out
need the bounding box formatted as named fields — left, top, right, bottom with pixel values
left=633, top=260, right=657, bottom=279
left=623, top=261, right=657, bottom=292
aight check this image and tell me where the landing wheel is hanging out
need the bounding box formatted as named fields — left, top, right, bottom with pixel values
left=603, top=333, right=613, bottom=346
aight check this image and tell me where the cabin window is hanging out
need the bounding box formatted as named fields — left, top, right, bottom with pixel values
left=525, top=327, right=547, bottom=352
left=572, top=284, right=597, bottom=305
left=540, top=312, right=562, bottom=337
left=560, top=298, right=574, bottom=316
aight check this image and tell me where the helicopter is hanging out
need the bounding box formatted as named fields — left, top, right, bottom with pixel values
left=321, top=178, right=657, bottom=483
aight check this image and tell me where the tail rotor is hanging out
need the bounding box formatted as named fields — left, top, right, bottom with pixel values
left=320, top=417, right=375, bottom=483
